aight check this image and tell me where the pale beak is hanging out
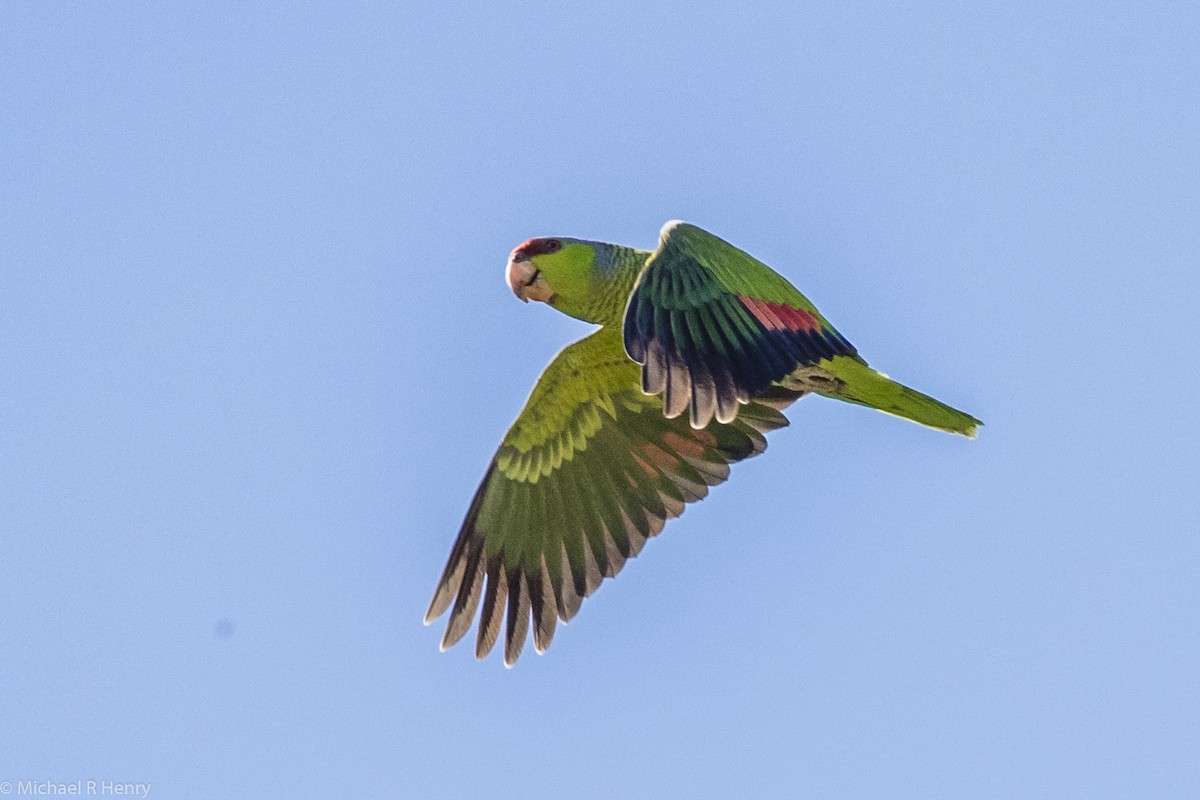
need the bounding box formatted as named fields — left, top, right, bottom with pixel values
left=506, top=254, right=554, bottom=303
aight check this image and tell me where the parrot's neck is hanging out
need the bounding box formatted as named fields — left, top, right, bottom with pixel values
left=589, top=245, right=652, bottom=327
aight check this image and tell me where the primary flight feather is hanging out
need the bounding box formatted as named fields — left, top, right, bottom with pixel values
left=426, top=221, right=981, bottom=666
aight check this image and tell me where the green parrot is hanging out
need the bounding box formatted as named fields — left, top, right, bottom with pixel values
left=426, top=221, right=981, bottom=666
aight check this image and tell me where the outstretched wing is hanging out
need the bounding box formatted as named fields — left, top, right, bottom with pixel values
left=425, top=325, right=798, bottom=666
left=623, top=221, right=858, bottom=428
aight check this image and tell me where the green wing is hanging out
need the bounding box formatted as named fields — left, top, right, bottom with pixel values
left=623, top=221, right=858, bottom=428
left=425, top=325, right=797, bottom=666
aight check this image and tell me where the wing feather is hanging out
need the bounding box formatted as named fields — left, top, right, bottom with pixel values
left=504, top=572, right=530, bottom=667
left=440, top=544, right=485, bottom=651
left=475, top=559, right=507, bottom=659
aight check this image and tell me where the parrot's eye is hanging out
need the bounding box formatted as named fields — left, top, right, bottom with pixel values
left=544, top=239, right=561, bottom=252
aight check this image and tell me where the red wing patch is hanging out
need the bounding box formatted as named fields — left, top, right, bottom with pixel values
left=738, top=296, right=820, bottom=334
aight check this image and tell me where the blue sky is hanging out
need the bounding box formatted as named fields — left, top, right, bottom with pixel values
left=3, top=2, right=1198, bottom=797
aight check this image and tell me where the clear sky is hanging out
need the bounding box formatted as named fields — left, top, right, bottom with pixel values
left=3, top=3, right=1198, bottom=798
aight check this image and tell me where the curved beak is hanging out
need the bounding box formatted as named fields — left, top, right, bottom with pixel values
left=506, top=254, right=554, bottom=303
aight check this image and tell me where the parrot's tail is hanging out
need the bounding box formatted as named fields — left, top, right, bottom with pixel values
left=818, top=356, right=982, bottom=438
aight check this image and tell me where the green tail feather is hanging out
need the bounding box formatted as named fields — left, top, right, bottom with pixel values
left=819, top=357, right=982, bottom=438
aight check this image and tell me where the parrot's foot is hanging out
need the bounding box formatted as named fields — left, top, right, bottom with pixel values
left=778, top=366, right=843, bottom=394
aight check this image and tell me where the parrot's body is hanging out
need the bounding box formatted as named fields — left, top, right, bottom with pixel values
left=427, top=221, right=981, bottom=666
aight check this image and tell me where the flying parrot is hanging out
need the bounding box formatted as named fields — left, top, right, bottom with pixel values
left=426, top=221, right=981, bottom=666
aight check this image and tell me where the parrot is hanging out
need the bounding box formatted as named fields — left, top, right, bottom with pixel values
left=426, top=221, right=981, bottom=666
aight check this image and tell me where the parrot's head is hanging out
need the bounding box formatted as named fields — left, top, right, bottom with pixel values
left=506, top=237, right=598, bottom=309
